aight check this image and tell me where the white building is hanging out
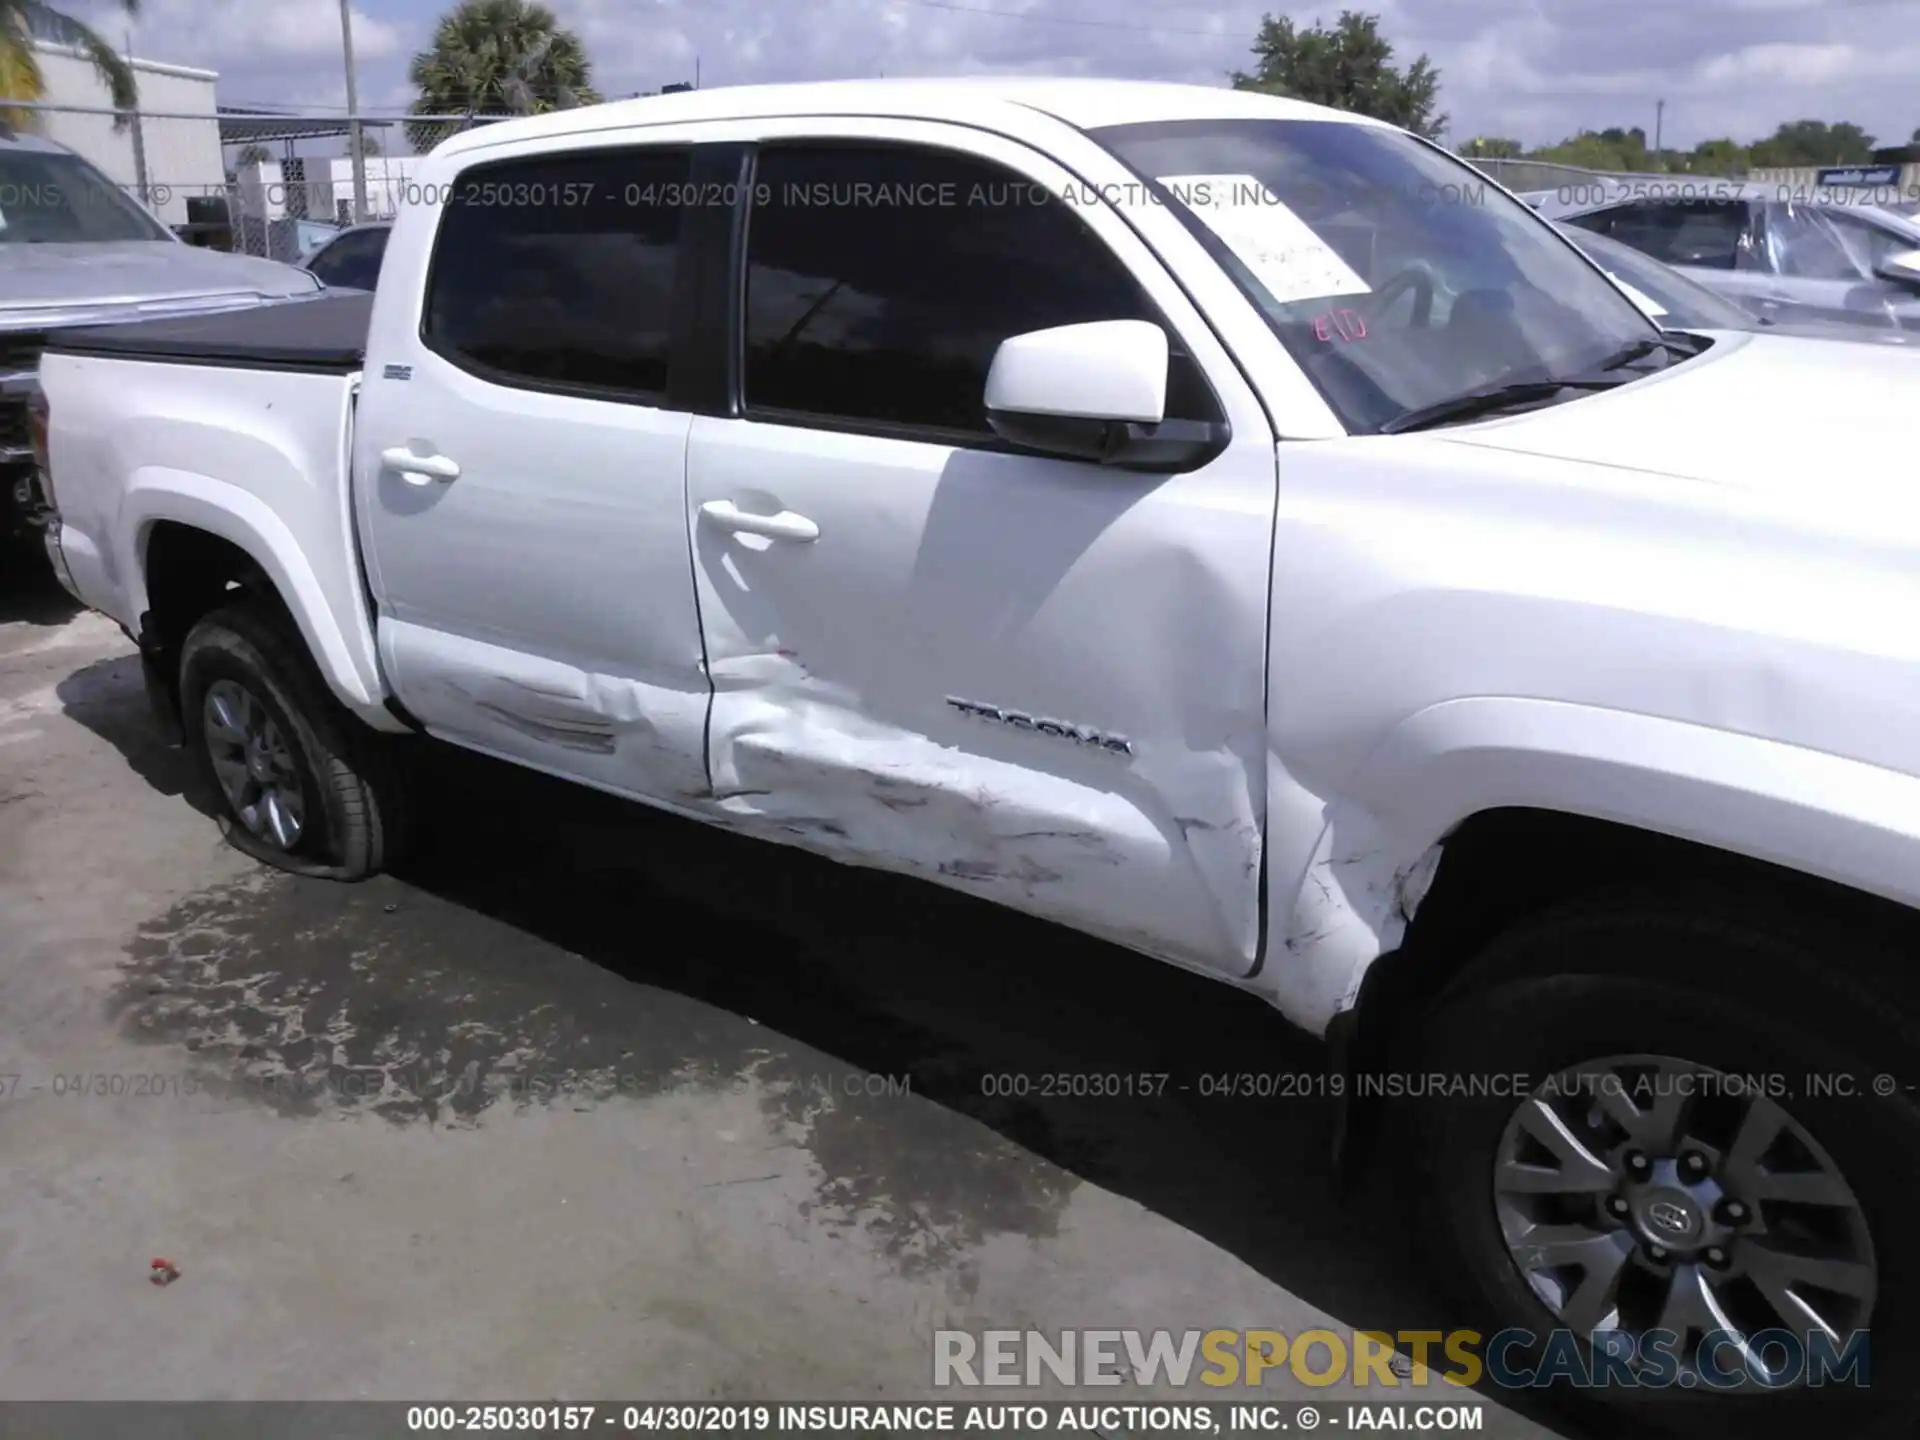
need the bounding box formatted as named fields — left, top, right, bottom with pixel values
left=237, top=153, right=426, bottom=227
left=26, top=41, right=224, bottom=230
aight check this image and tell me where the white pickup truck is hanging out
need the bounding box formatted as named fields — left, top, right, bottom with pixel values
left=31, top=78, right=1920, bottom=1435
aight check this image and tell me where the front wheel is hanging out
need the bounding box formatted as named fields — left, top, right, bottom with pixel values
left=1411, top=897, right=1920, bottom=1439
left=179, top=603, right=409, bottom=879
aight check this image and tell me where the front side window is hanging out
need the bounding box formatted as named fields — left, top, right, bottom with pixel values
left=423, top=148, right=687, bottom=397
left=1765, top=204, right=1907, bottom=281
left=0, top=146, right=172, bottom=243
left=740, top=143, right=1217, bottom=437
left=1089, top=119, right=1666, bottom=434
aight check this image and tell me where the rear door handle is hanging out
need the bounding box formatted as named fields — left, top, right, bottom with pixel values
left=381, top=447, right=461, bottom=484
left=700, top=499, right=819, bottom=542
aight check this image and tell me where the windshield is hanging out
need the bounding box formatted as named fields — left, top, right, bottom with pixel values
left=0, top=147, right=172, bottom=243
left=1089, top=118, right=1660, bottom=434
left=1556, top=225, right=1755, bottom=330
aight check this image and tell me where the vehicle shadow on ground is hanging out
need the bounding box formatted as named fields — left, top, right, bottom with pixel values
left=0, top=553, right=81, bottom=628
left=60, top=670, right=1593, bottom=1437
left=55, top=655, right=220, bottom=816
left=390, top=745, right=1594, bottom=1438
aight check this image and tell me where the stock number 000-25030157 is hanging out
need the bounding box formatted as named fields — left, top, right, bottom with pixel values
left=407, top=1406, right=778, bottom=1431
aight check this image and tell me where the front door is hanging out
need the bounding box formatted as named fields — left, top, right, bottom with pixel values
left=1758, top=202, right=1920, bottom=336
left=684, top=129, right=1278, bottom=976
left=354, top=142, right=710, bottom=804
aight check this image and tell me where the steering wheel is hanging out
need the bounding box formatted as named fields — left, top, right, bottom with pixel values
left=1357, top=263, right=1437, bottom=328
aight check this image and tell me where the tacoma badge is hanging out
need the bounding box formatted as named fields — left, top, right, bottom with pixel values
left=945, top=696, right=1133, bottom=756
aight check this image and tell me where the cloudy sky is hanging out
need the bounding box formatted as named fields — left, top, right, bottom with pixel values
left=80, top=0, right=1917, bottom=153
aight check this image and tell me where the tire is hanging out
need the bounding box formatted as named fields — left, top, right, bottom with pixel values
left=1408, top=893, right=1920, bottom=1440
left=179, top=602, right=410, bottom=880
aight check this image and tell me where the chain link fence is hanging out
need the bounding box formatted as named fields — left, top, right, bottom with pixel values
left=4, top=99, right=519, bottom=261
left=15, top=97, right=1827, bottom=266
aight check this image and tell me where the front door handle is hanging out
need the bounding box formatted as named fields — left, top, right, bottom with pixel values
left=381, top=447, right=461, bottom=485
left=700, top=499, right=819, bottom=542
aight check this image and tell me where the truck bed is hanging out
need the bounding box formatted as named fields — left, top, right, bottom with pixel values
left=41, top=291, right=373, bottom=374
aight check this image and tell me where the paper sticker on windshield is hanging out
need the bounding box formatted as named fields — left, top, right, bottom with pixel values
left=1156, top=173, right=1370, bottom=304
left=1607, top=273, right=1667, bottom=318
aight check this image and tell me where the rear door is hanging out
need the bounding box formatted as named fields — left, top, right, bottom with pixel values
left=353, top=142, right=710, bottom=803
left=682, top=126, right=1279, bottom=977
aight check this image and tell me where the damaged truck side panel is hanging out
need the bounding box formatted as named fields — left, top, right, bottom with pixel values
left=1254, top=416, right=1920, bottom=1033
left=679, top=115, right=1282, bottom=980
left=40, top=78, right=1920, bottom=1058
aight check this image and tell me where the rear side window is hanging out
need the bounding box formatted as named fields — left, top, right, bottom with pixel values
left=1566, top=200, right=1752, bottom=271
left=424, top=148, right=688, bottom=398
left=309, top=227, right=388, bottom=290
left=740, top=142, right=1217, bottom=437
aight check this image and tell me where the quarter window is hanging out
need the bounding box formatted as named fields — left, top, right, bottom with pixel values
left=424, top=148, right=688, bottom=397
left=740, top=143, right=1218, bottom=437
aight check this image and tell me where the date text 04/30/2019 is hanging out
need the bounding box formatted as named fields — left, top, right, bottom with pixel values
left=404, top=1403, right=1486, bottom=1432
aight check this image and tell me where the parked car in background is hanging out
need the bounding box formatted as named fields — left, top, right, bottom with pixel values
left=301, top=221, right=392, bottom=292
left=295, top=219, right=344, bottom=259
left=1560, top=223, right=1912, bottom=343
left=1, top=126, right=322, bottom=567
left=1538, top=181, right=1920, bottom=339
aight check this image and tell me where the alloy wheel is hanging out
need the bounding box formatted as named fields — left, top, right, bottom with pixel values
left=1492, top=1053, right=1875, bottom=1387
left=202, top=678, right=308, bottom=851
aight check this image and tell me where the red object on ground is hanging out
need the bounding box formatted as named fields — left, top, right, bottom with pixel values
left=149, top=1257, right=180, bottom=1285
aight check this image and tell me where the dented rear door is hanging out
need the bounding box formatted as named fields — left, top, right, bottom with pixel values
left=684, top=125, right=1278, bottom=977
left=354, top=142, right=712, bottom=806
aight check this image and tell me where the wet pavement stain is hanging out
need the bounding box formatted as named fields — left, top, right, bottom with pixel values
left=110, top=782, right=1083, bottom=1276
left=97, top=739, right=1400, bottom=1303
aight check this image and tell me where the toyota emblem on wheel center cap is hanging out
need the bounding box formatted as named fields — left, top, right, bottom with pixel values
left=1637, top=1192, right=1703, bottom=1243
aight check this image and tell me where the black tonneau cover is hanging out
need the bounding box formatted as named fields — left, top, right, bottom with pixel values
left=44, top=292, right=374, bottom=374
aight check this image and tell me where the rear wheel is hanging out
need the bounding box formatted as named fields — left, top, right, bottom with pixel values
left=179, top=603, right=409, bottom=879
left=1411, top=896, right=1920, bottom=1438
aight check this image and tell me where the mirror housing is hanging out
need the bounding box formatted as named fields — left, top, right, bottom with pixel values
left=984, top=320, right=1228, bottom=473
left=1875, top=247, right=1920, bottom=291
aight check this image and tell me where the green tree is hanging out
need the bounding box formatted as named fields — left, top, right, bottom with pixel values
left=2, top=0, right=141, bottom=130
left=1687, top=137, right=1748, bottom=176
left=406, top=0, right=601, bottom=149
left=1748, top=119, right=1874, bottom=167
left=1461, top=136, right=1523, bottom=159
left=1531, top=129, right=1646, bottom=171
left=1231, top=10, right=1446, bottom=139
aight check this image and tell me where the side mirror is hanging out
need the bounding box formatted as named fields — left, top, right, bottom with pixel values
left=1874, top=247, right=1920, bottom=291
left=984, top=320, right=1228, bottom=473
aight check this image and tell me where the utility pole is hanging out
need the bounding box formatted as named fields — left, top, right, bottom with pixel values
left=125, top=31, right=151, bottom=206
left=339, top=0, right=369, bottom=223
left=694, top=56, right=701, bottom=89
left=1654, top=98, right=1665, bottom=161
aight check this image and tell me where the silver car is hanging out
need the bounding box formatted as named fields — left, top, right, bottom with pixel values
left=1536, top=180, right=1920, bottom=340
left=1558, top=223, right=1912, bottom=344
left=1, top=125, right=322, bottom=554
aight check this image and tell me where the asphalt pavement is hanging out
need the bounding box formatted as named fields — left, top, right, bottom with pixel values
left=0, top=557, right=1571, bottom=1435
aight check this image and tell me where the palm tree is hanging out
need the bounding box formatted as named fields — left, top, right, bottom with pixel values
left=406, top=0, right=600, bottom=150
left=2, top=0, right=141, bottom=131
left=235, top=142, right=274, bottom=167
